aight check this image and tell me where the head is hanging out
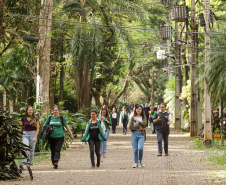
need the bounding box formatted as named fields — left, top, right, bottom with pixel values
left=90, top=109, right=98, bottom=120
left=150, top=107, right=154, bottom=111
left=53, top=105, right=60, bottom=117
left=134, top=105, right=144, bottom=118
left=154, top=107, right=157, bottom=111
left=145, top=102, right=148, bottom=106
left=112, top=107, right=117, bottom=113
left=123, top=106, right=127, bottom=112
left=160, top=103, right=167, bottom=112
left=25, top=105, right=37, bottom=127
left=131, top=102, right=133, bottom=104
left=101, top=108, right=109, bottom=119
left=25, top=105, right=34, bottom=117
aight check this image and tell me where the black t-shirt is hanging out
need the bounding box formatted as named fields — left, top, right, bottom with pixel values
left=89, top=123, right=100, bottom=141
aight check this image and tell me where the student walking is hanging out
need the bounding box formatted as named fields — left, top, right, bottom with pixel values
left=121, top=106, right=129, bottom=135
left=144, top=103, right=150, bottom=127
left=100, top=108, right=112, bottom=157
left=129, top=105, right=147, bottom=168
left=153, top=103, right=172, bottom=156
left=111, top=107, right=119, bottom=134
left=19, top=106, right=39, bottom=169
left=81, top=110, right=106, bottom=168
left=44, top=106, right=74, bottom=169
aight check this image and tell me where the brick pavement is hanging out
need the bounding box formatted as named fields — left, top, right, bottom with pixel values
left=2, top=125, right=226, bottom=185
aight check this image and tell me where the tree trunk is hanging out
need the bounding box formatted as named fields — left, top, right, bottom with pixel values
left=91, top=88, right=102, bottom=108
left=111, top=65, right=134, bottom=107
left=36, top=0, right=53, bottom=114
left=59, top=55, right=65, bottom=103
left=74, top=54, right=91, bottom=110
left=49, top=60, right=55, bottom=109
left=0, top=0, right=5, bottom=45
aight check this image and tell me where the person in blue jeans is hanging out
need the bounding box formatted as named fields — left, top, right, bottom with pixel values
left=153, top=103, right=172, bottom=156
left=100, top=108, right=112, bottom=157
left=129, top=105, right=147, bottom=168
left=19, top=106, right=39, bottom=169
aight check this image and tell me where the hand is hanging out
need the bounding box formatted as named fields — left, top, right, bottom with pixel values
left=167, top=122, right=171, bottom=125
left=70, top=135, right=74, bottom=140
left=133, top=117, right=139, bottom=122
left=105, top=119, right=109, bottom=123
left=158, top=117, right=162, bottom=120
left=139, top=125, right=144, bottom=130
left=50, top=127, right=53, bottom=131
left=33, top=137, right=37, bottom=142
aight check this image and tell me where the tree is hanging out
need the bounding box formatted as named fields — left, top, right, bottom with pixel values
left=36, top=0, right=53, bottom=113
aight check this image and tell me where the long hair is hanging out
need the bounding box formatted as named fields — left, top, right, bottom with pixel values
left=101, top=108, right=109, bottom=120
left=25, top=105, right=37, bottom=127
left=134, top=105, right=144, bottom=119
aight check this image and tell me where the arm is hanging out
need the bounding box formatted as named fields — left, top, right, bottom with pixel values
left=167, top=113, right=172, bottom=125
left=108, top=116, right=112, bottom=126
left=65, top=125, right=74, bottom=140
left=19, top=121, right=23, bottom=132
left=153, top=113, right=161, bottom=124
left=129, top=117, right=139, bottom=131
left=33, top=121, right=39, bottom=142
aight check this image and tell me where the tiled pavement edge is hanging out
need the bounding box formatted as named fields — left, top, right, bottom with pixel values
left=2, top=125, right=226, bottom=185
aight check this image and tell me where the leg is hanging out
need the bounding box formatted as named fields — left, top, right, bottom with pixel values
left=156, top=131, right=163, bottom=154
left=103, top=130, right=109, bottom=155
left=28, top=131, right=37, bottom=164
left=88, top=139, right=95, bottom=166
left=163, top=133, right=169, bottom=154
left=53, top=137, right=64, bottom=163
left=22, top=133, right=29, bottom=164
left=48, top=138, right=55, bottom=165
left=146, top=116, right=149, bottom=127
left=94, top=140, right=101, bottom=167
left=131, top=131, right=138, bottom=164
left=138, top=133, right=145, bottom=161
left=125, top=122, right=128, bottom=134
left=100, top=141, right=103, bottom=156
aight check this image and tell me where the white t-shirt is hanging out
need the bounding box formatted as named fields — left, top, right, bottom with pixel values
left=133, top=116, right=142, bottom=126
left=112, top=113, right=117, bottom=119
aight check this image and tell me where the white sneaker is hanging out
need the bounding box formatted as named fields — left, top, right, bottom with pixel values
left=140, top=160, right=145, bottom=167
left=132, top=163, right=138, bottom=168
left=103, top=154, right=106, bottom=158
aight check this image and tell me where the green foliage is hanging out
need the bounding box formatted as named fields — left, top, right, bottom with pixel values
left=0, top=111, right=30, bottom=180
left=163, top=77, right=175, bottom=112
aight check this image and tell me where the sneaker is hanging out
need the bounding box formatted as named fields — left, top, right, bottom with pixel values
left=157, top=153, right=162, bottom=156
left=103, top=154, right=106, bottom=158
left=132, top=163, right=138, bottom=168
left=22, top=165, right=26, bottom=170
left=97, top=162, right=100, bottom=167
left=139, top=160, right=145, bottom=167
left=165, top=153, right=169, bottom=156
left=53, top=162, right=58, bottom=169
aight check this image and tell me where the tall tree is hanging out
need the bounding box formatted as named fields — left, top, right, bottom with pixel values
left=36, top=0, right=53, bottom=113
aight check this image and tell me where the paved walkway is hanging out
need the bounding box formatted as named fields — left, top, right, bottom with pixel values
left=3, top=125, right=226, bottom=185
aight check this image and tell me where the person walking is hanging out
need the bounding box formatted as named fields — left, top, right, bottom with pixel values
left=81, top=109, right=106, bottom=168
left=144, top=102, right=150, bottom=127
left=120, top=106, right=129, bottom=135
left=44, top=105, right=74, bottom=169
left=153, top=103, right=172, bottom=156
left=111, top=107, right=119, bottom=134
left=129, top=105, right=147, bottom=168
left=129, top=102, right=135, bottom=113
left=19, top=106, right=39, bottom=169
left=99, top=108, right=112, bottom=157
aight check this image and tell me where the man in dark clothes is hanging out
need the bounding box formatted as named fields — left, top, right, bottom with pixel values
left=144, top=102, right=150, bottom=127
left=129, top=102, right=135, bottom=113
left=153, top=103, right=172, bottom=156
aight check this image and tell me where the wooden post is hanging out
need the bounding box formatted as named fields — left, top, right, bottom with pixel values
left=190, top=0, right=198, bottom=137
left=204, top=0, right=212, bottom=140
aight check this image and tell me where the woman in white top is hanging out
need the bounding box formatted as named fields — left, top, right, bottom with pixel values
left=111, top=107, right=118, bottom=134
left=129, top=105, right=147, bottom=168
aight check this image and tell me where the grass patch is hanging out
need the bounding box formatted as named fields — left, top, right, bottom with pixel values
left=33, top=153, right=51, bottom=165
left=193, top=137, right=226, bottom=166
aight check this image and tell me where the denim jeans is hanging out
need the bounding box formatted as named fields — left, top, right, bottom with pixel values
left=22, top=131, right=37, bottom=164
left=156, top=131, right=169, bottom=154
left=131, top=130, right=145, bottom=164
left=100, top=129, right=109, bottom=155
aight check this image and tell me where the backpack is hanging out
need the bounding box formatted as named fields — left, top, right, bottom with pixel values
left=41, top=115, right=64, bottom=139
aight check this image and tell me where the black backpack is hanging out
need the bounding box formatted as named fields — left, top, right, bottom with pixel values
left=41, top=115, right=64, bottom=139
